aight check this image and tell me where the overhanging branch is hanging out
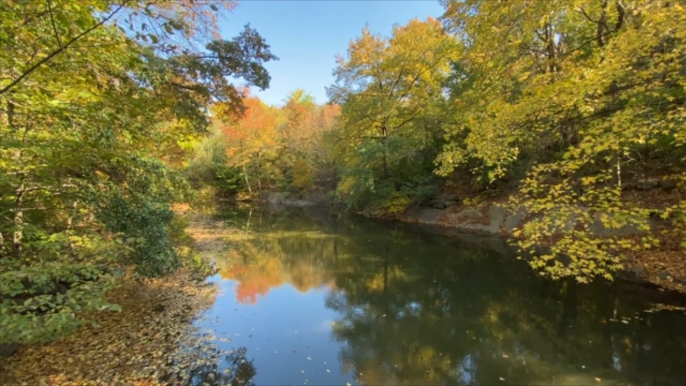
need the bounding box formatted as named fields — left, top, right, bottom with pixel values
left=0, top=1, right=130, bottom=95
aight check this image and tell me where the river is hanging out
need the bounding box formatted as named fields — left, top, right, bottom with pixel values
left=187, top=206, right=686, bottom=385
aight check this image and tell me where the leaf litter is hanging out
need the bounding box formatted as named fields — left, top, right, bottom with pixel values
left=0, top=269, right=224, bottom=385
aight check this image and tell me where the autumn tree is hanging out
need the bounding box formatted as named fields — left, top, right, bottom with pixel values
left=0, top=0, right=275, bottom=343
left=209, top=89, right=340, bottom=197
left=437, top=0, right=686, bottom=281
left=220, top=94, right=283, bottom=194
left=279, top=90, right=340, bottom=191
left=329, top=18, right=460, bottom=211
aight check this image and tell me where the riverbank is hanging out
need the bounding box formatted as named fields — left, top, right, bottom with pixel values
left=358, top=196, right=686, bottom=296
left=0, top=263, right=218, bottom=385
left=255, top=189, right=686, bottom=295
left=155, top=205, right=686, bottom=384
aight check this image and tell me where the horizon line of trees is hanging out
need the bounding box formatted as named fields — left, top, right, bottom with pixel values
left=201, top=1, right=686, bottom=285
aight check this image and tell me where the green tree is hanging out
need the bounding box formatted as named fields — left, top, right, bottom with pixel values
left=0, top=0, right=275, bottom=343
left=437, top=0, right=686, bottom=281
left=329, top=18, right=460, bottom=211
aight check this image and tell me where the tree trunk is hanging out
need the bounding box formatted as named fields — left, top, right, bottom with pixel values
left=8, top=100, right=25, bottom=259
left=546, top=24, right=557, bottom=74
left=13, top=186, right=24, bottom=259
left=256, top=152, right=262, bottom=193
left=597, top=1, right=609, bottom=47
left=0, top=229, right=5, bottom=257
left=242, top=165, right=252, bottom=194
left=66, top=199, right=78, bottom=252
left=616, top=149, right=622, bottom=190
left=381, top=125, right=389, bottom=179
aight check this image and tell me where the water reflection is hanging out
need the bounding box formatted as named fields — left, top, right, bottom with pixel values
left=186, top=347, right=256, bottom=386
left=199, top=206, right=686, bottom=385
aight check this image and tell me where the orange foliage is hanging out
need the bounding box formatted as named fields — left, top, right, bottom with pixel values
left=219, top=253, right=336, bottom=304
left=211, top=89, right=340, bottom=193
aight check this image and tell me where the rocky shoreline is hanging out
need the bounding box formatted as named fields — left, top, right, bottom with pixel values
left=379, top=200, right=686, bottom=296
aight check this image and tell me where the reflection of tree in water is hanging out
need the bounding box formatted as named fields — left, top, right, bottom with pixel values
left=186, top=347, right=256, bottom=386
left=215, top=209, right=344, bottom=303
left=329, top=259, right=686, bottom=385
left=323, top=234, right=686, bottom=385
left=213, top=207, right=686, bottom=385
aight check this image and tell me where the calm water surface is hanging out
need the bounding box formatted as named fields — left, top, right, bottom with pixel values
left=189, top=206, right=686, bottom=385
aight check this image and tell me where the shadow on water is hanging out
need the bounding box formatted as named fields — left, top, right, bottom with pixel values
left=188, top=205, right=686, bottom=385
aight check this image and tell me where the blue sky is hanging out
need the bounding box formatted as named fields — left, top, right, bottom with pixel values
left=218, top=0, right=445, bottom=106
